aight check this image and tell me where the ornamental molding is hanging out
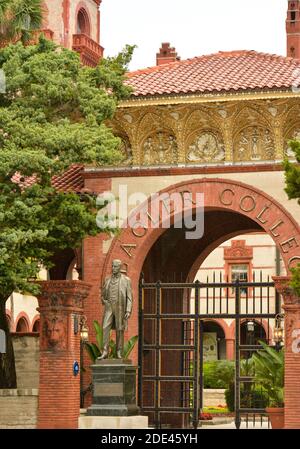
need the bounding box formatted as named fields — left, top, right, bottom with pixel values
left=224, top=240, right=253, bottom=260
left=107, top=97, right=299, bottom=168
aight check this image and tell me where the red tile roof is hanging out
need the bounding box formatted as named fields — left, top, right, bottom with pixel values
left=126, top=50, right=300, bottom=97
left=12, top=164, right=84, bottom=192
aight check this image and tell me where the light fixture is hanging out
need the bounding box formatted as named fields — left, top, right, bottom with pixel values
left=246, top=320, right=255, bottom=333
left=274, top=314, right=284, bottom=351
left=80, top=316, right=89, bottom=342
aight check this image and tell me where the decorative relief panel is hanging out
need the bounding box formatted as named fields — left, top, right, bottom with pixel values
left=186, top=132, right=225, bottom=163
left=233, top=126, right=274, bottom=162
left=142, top=131, right=178, bottom=165
left=119, top=136, right=133, bottom=166
left=108, top=98, right=298, bottom=167
left=41, top=313, right=67, bottom=350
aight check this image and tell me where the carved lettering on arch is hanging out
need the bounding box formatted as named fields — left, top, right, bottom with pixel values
left=121, top=244, right=137, bottom=258
left=280, top=237, right=299, bottom=254
left=219, top=189, right=235, bottom=206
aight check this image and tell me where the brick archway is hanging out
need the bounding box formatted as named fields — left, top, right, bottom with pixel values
left=103, top=178, right=300, bottom=284
left=100, top=178, right=300, bottom=366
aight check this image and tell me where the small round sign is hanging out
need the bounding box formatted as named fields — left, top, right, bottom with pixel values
left=73, top=361, right=79, bottom=376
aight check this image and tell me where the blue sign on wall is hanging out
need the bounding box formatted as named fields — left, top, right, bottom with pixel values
left=73, top=361, right=79, bottom=376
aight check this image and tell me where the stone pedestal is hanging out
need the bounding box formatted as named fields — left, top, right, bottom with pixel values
left=86, top=359, right=140, bottom=416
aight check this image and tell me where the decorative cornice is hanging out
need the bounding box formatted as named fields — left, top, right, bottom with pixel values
left=224, top=240, right=253, bottom=260
left=83, top=162, right=287, bottom=178
left=119, top=90, right=299, bottom=108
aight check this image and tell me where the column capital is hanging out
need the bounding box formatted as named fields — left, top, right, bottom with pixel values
left=36, top=280, right=92, bottom=311
left=272, top=276, right=300, bottom=306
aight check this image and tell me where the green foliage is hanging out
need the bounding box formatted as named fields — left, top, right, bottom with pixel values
left=252, top=341, right=284, bottom=407
left=84, top=320, right=138, bottom=361
left=0, top=37, right=134, bottom=301
left=0, top=0, right=43, bottom=44
left=284, top=139, right=300, bottom=295
left=290, top=263, right=300, bottom=297
left=203, top=360, right=235, bottom=389
left=224, top=382, right=268, bottom=412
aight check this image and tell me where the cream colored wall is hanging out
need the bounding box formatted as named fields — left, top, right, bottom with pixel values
left=44, top=0, right=99, bottom=48
left=193, top=233, right=279, bottom=330
left=110, top=170, right=300, bottom=225
left=44, top=0, right=64, bottom=46
left=69, top=0, right=99, bottom=44
left=6, top=268, right=48, bottom=331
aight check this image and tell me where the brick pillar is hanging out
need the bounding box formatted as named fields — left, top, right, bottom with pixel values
left=273, top=276, right=300, bottom=429
left=226, top=339, right=235, bottom=360
left=36, top=280, right=91, bottom=429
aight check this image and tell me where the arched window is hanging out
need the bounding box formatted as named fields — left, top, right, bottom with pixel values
left=16, top=317, right=29, bottom=333
left=76, top=8, right=90, bottom=36
left=32, top=319, right=40, bottom=333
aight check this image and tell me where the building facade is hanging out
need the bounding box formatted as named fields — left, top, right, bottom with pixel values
left=4, top=0, right=300, bottom=429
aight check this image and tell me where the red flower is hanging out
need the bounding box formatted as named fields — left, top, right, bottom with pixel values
left=199, top=413, right=213, bottom=420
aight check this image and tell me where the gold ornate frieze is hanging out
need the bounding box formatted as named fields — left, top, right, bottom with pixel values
left=233, top=126, right=274, bottom=162
left=142, top=131, right=177, bottom=165
left=186, top=132, right=225, bottom=163
left=105, top=97, right=300, bottom=168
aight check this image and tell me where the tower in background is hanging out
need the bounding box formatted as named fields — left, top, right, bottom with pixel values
left=287, top=0, right=300, bottom=58
left=42, top=0, right=103, bottom=66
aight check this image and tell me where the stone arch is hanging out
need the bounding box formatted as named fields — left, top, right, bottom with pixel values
left=228, top=318, right=272, bottom=342
left=31, top=314, right=41, bottom=333
left=15, top=313, right=30, bottom=333
left=76, top=3, right=91, bottom=36
left=5, top=309, right=12, bottom=331
left=202, top=318, right=231, bottom=340
left=103, top=177, right=300, bottom=289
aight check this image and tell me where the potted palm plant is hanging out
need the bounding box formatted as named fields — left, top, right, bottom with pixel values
left=84, top=320, right=138, bottom=362
left=252, top=341, right=284, bottom=429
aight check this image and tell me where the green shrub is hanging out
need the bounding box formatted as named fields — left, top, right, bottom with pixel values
left=225, top=383, right=269, bottom=412
left=203, top=360, right=235, bottom=389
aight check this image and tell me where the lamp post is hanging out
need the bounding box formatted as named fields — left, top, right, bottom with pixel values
left=246, top=320, right=255, bottom=358
left=80, top=316, right=89, bottom=408
left=274, top=314, right=284, bottom=352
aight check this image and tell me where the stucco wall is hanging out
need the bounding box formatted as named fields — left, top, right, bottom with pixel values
left=110, top=170, right=300, bottom=225
left=0, top=389, right=38, bottom=429
left=13, top=335, right=40, bottom=389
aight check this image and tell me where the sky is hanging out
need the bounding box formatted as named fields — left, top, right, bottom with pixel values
left=100, top=0, right=288, bottom=71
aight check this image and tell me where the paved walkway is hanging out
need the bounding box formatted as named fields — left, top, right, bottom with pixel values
left=200, top=420, right=270, bottom=429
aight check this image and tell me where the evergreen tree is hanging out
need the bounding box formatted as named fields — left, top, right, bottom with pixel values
left=0, top=0, right=43, bottom=44
left=0, top=37, right=134, bottom=388
left=284, top=140, right=300, bottom=295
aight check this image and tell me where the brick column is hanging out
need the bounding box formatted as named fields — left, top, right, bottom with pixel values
left=273, top=276, right=300, bottom=429
left=36, top=280, right=91, bottom=429
left=226, top=339, right=235, bottom=360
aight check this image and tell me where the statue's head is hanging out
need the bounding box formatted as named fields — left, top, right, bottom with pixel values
left=112, top=259, right=122, bottom=275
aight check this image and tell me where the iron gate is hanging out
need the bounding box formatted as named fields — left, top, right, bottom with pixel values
left=138, top=274, right=281, bottom=429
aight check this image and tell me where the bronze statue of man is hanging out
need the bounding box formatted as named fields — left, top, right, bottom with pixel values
left=98, top=259, right=133, bottom=359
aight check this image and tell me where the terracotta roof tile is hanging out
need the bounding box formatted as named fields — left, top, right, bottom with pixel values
left=126, top=50, right=300, bottom=97
left=12, top=164, right=84, bottom=192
